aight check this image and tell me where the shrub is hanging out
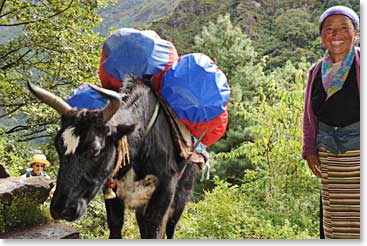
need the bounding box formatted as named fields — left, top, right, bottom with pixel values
left=176, top=177, right=319, bottom=239
left=0, top=196, right=51, bottom=234
left=66, top=193, right=140, bottom=239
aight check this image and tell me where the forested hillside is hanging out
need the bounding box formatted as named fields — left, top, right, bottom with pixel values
left=151, top=0, right=360, bottom=69
left=0, top=0, right=361, bottom=239
left=150, top=0, right=233, bottom=55
left=95, top=0, right=180, bottom=36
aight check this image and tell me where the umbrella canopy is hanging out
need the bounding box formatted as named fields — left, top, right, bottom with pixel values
left=99, top=28, right=178, bottom=90
left=161, top=53, right=230, bottom=146
left=161, top=53, right=230, bottom=123
left=66, top=84, right=107, bottom=110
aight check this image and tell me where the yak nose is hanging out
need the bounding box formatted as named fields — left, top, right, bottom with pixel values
left=60, top=205, right=79, bottom=221
left=51, top=200, right=86, bottom=222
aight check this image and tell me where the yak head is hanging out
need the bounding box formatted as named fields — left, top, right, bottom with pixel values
left=28, top=82, right=136, bottom=221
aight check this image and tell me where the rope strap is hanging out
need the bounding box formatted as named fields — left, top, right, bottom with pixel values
left=106, top=136, right=129, bottom=190
left=145, top=101, right=160, bottom=135
left=105, top=102, right=159, bottom=191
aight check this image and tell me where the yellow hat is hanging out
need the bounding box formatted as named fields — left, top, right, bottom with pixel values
left=30, top=154, right=51, bottom=168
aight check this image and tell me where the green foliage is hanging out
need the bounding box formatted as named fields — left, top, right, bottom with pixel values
left=65, top=193, right=140, bottom=239
left=0, top=0, right=111, bottom=237
left=0, top=130, right=33, bottom=176
left=0, top=0, right=110, bottom=144
left=234, top=0, right=323, bottom=69
left=0, top=196, right=51, bottom=234
left=177, top=59, right=320, bottom=239
left=0, top=127, right=59, bottom=178
left=66, top=194, right=109, bottom=239
left=150, top=0, right=233, bottom=54
left=191, top=14, right=264, bottom=188
left=151, top=0, right=359, bottom=69
left=177, top=178, right=318, bottom=239
left=121, top=209, right=141, bottom=239
left=96, top=0, right=180, bottom=36
left=193, top=14, right=264, bottom=100
left=1, top=0, right=359, bottom=239
left=177, top=180, right=248, bottom=239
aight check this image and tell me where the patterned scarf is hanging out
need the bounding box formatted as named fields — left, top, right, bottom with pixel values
left=321, top=46, right=356, bottom=100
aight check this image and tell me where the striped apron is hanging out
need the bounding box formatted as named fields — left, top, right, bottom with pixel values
left=318, top=148, right=360, bottom=239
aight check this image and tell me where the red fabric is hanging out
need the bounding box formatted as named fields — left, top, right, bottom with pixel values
left=181, top=106, right=228, bottom=147
left=99, top=50, right=123, bottom=90
left=151, top=44, right=179, bottom=93
left=98, top=42, right=229, bottom=146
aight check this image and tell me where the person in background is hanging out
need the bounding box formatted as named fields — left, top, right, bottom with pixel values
left=302, top=5, right=360, bottom=239
left=21, top=154, right=51, bottom=178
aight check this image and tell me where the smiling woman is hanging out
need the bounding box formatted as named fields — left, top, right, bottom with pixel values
left=320, top=15, right=358, bottom=63
left=21, top=154, right=51, bottom=178
left=302, top=5, right=360, bottom=239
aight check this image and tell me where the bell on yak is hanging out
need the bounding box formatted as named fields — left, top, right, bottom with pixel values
left=104, top=177, right=117, bottom=200
left=104, top=187, right=117, bottom=200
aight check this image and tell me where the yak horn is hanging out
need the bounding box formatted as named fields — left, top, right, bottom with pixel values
left=89, top=84, right=121, bottom=122
left=27, top=82, right=72, bottom=115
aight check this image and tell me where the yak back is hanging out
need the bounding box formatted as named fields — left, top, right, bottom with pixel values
left=111, top=80, right=187, bottom=182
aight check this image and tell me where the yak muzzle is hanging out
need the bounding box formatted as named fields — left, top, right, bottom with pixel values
left=50, top=199, right=87, bottom=222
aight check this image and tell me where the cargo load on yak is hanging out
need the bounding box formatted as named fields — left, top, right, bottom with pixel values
left=66, top=84, right=108, bottom=109
left=97, top=28, right=230, bottom=146
left=154, top=53, right=230, bottom=146
left=99, top=28, right=178, bottom=90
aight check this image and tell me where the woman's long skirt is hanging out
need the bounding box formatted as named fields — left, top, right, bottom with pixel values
left=318, top=147, right=360, bottom=239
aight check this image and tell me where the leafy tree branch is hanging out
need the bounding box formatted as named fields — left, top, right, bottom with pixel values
left=0, top=0, right=74, bottom=26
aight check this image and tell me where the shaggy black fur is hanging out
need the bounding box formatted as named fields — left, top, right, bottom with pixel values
left=48, top=79, right=197, bottom=239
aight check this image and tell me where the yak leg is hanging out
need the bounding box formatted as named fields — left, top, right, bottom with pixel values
left=166, top=164, right=198, bottom=239
left=104, top=195, right=125, bottom=239
left=135, top=205, right=172, bottom=239
left=138, top=178, right=176, bottom=238
left=159, top=207, right=174, bottom=239
left=135, top=206, right=146, bottom=238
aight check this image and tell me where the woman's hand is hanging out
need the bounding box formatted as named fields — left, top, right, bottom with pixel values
left=306, top=155, right=321, bottom=178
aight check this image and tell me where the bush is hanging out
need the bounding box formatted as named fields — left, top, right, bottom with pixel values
left=176, top=179, right=251, bottom=239
left=176, top=177, right=319, bottom=239
left=175, top=61, right=320, bottom=239
left=0, top=196, right=51, bottom=234
left=66, top=193, right=140, bottom=239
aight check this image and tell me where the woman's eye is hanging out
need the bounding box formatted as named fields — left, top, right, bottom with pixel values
left=325, top=28, right=333, bottom=33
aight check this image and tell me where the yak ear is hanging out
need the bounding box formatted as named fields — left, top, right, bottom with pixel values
left=115, top=123, right=138, bottom=139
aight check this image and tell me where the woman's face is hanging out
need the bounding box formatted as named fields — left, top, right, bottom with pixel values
left=321, top=14, right=357, bottom=63
left=32, top=162, right=45, bottom=176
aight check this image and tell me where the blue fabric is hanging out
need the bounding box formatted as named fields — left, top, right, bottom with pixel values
left=24, top=168, right=46, bottom=177
left=321, top=46, right=356, bottom=100
left=102, top=28, right=174, bottom=82
left=66, top=85, right=108, bottom=110
left=161, top=53, right=230, bottom=123
left=317, top=121, right=360, bottom=154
